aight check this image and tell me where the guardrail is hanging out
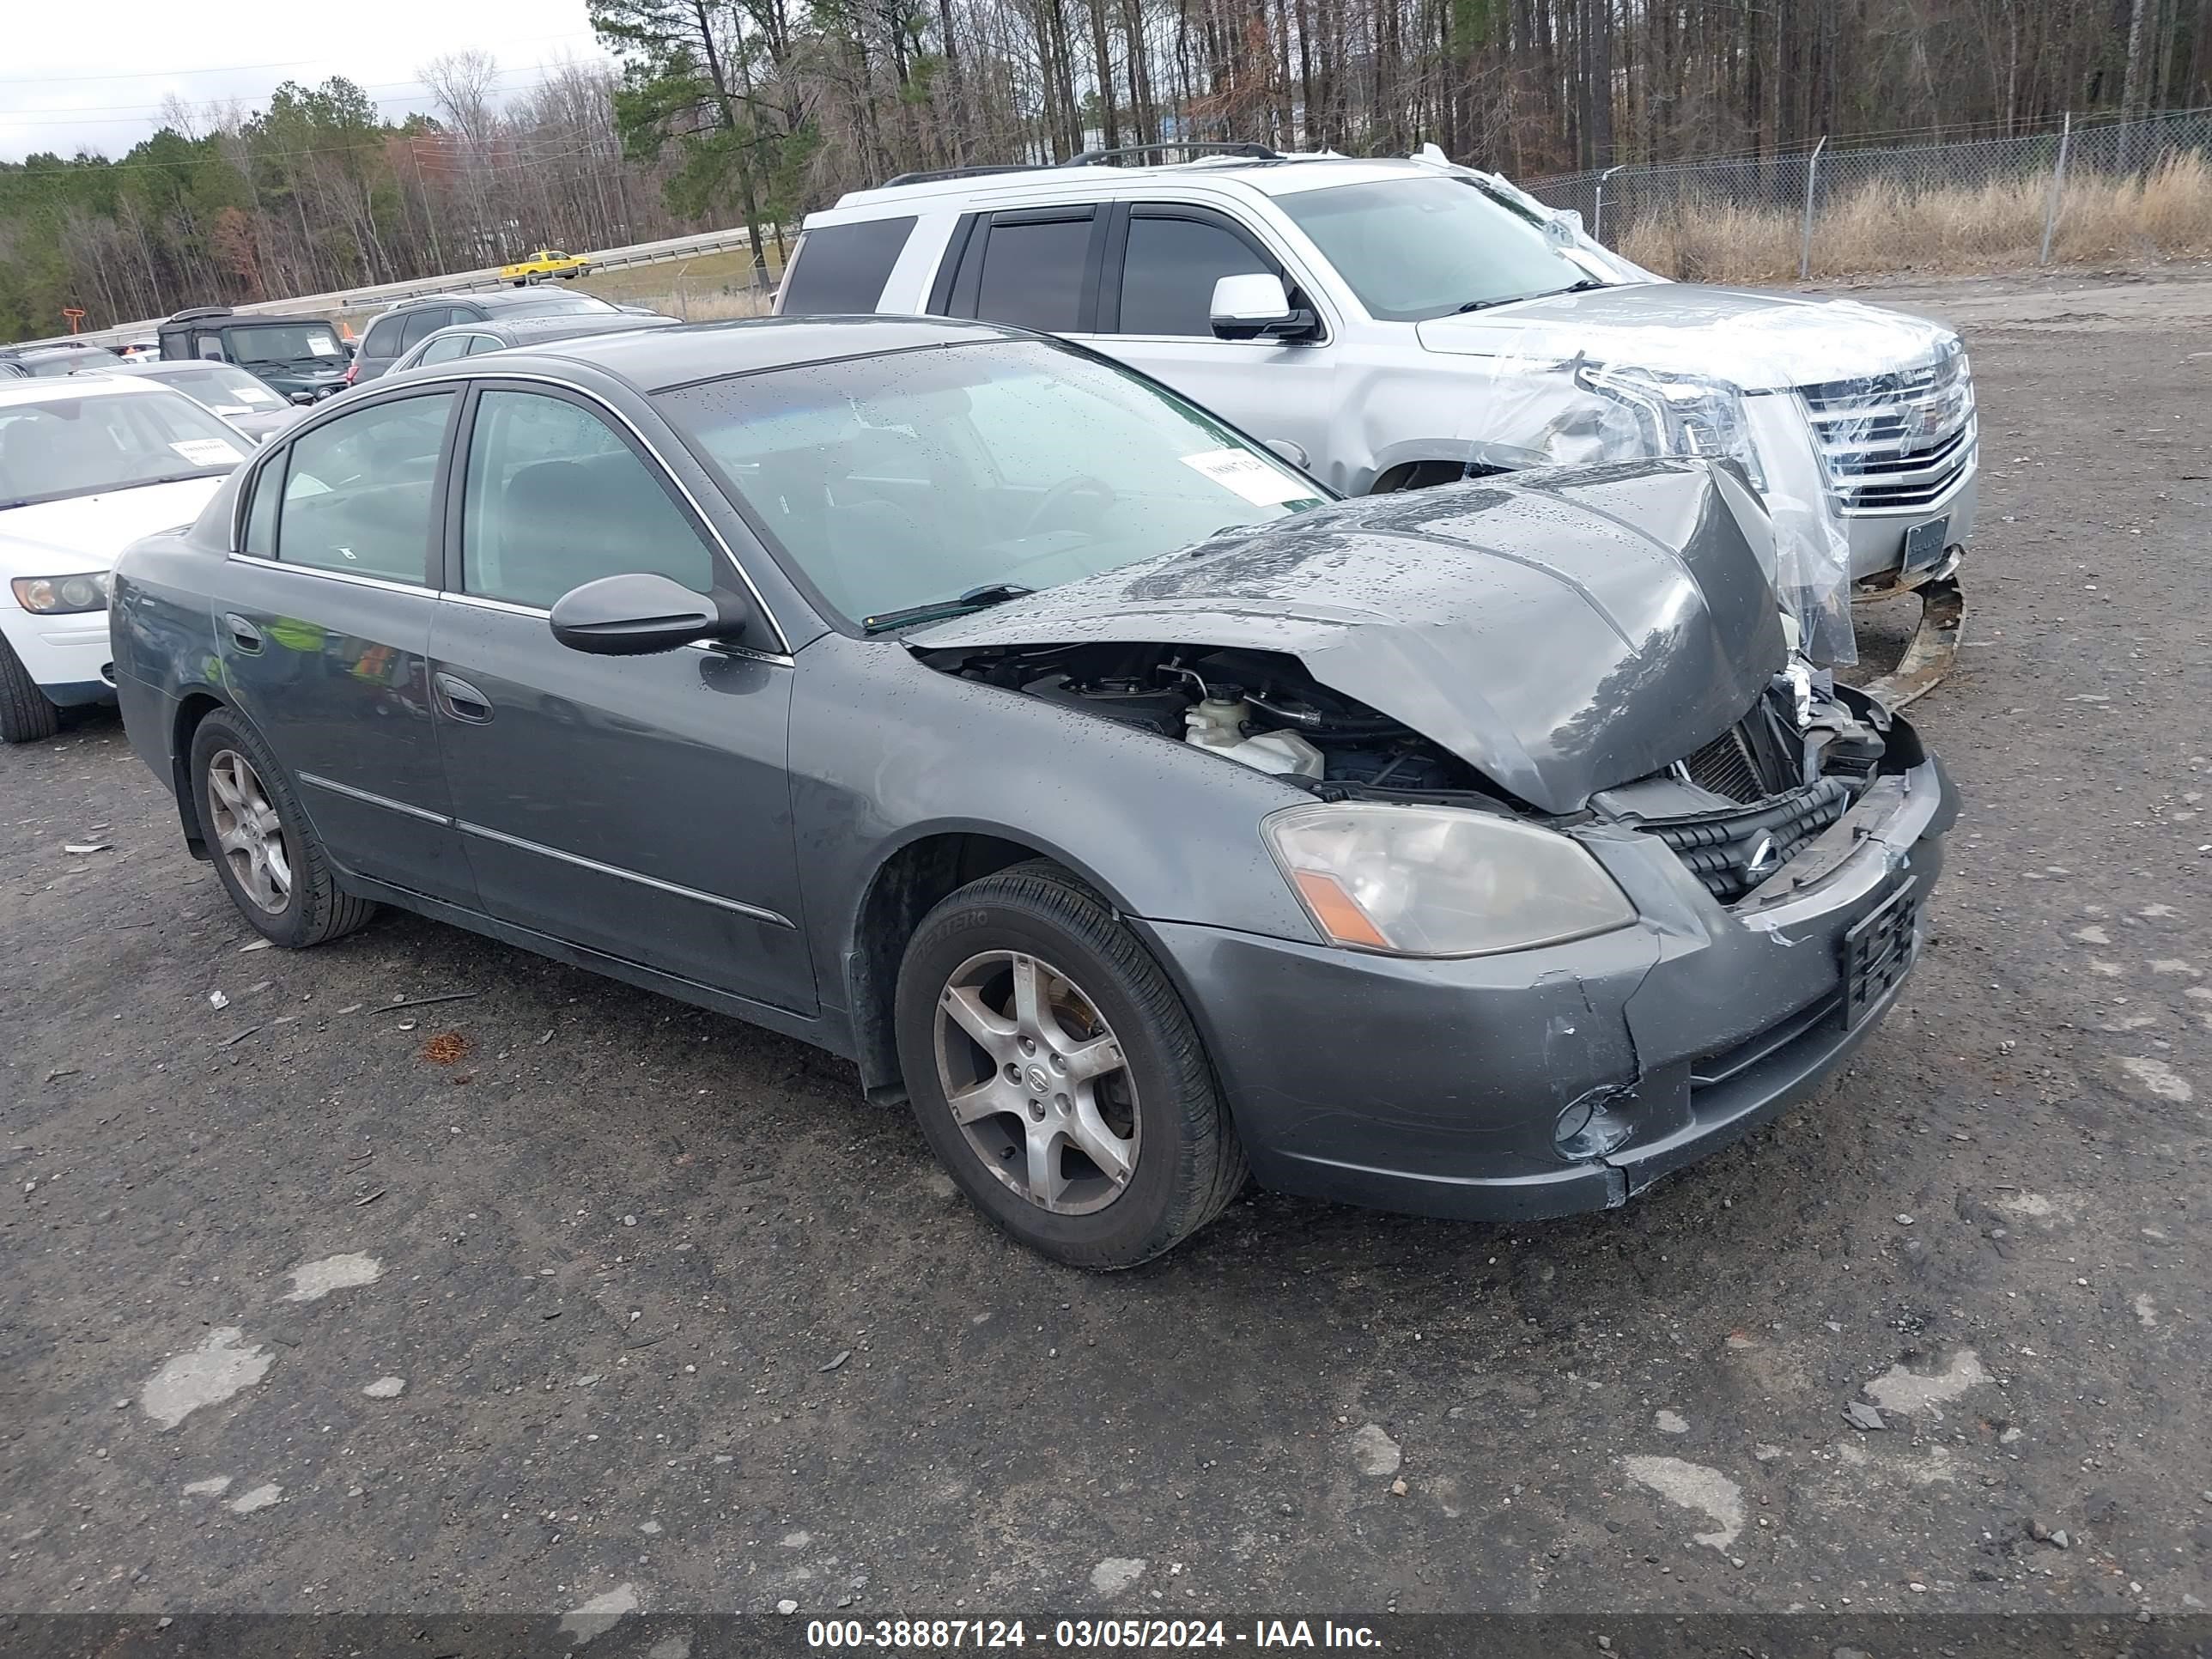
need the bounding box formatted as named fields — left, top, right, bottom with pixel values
left=9, top=226, right=770, bottom=350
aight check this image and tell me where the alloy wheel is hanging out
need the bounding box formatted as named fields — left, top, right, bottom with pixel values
left=206, top=749, right=294, bottom=915
left=933, top=949, right=1140, bottom=1215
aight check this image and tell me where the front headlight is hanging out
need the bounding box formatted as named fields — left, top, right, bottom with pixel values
left=10, top=572, right=112, bottom=615
left=1571, top=363, right=1766, bottom=489
left=1264, top=802, right=1638, bottom=957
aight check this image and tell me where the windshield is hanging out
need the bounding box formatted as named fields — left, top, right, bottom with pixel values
left=0, top=391, right=250, bottom=508
left=159, top=365, right=288, bottom=415
left=1275, top=175, right=1592, bottom=322
left=226, top=323, right=344, bottom=368
left=658, top=339, right=1327, bottom=627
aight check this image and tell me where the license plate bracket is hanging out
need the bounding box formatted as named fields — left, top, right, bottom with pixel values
left=1842, top=877, right=1919, bottom=1030
left=1903, top=515, right=1950, bottom=572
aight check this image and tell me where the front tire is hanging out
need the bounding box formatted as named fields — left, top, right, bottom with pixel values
left=895, top=861, right=1246, bottom=1268
left=189, top=708, right=375, bottom=947
left=0, top=635, right=60, bottom=744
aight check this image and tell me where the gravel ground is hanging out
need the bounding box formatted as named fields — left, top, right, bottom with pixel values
left=3, top=270, right=2208, bottom=1628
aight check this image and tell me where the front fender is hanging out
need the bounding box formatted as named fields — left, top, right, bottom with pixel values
left=787, top=633, right=1327, bottom=1020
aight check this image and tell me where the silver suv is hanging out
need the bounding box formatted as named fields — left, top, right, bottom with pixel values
left=780, top=144, right=1976, bottom=667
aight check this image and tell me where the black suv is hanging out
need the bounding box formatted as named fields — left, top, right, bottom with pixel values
left=157, top=308, right=350, bottom=404
left=349, top=289, right=619, bottom=386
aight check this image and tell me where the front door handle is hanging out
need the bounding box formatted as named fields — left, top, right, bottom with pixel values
left=434, top=672, right=494, bottom=723
left=222, top=613, right=264, bottom=654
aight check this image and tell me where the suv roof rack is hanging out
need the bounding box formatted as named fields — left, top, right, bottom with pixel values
left=878, top=162, right=1054, bottom=188
left=1060, top=142, right=1281, bottom=166
left=876, top=143, right=1283, bottom=189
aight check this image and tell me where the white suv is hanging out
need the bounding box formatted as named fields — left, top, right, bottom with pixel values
left=0, top=377, right=249, bottom=741
left=780, top=144, right=1976, bottom=666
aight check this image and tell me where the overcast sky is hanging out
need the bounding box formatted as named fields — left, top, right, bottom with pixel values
left=2, top=0, right=613, bottom=162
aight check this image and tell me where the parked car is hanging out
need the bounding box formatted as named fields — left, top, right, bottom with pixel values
left=782, top=143, right=1978, bottom=665
left=349, top=288, right=622, bottom=387
left=116, top=338, right=161, bottom=362
left=498, top=247, right=593, bottom=285
left=386, top=311, right=679, bottom=374
left=110, top=317, right=1952, bottom=1267
left=157, top=307, right=351, bottom=405
left=83, top=359, right=305, bottom=443
left=3, top=343, right=124, bottom=377
left=1, top=376, right=251, bottom=741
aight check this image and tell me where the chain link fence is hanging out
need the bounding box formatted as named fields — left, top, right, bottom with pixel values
left=1525, top=106, right=2212, bottom=278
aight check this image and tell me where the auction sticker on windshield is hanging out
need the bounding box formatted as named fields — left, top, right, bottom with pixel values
left=1180, top=447, right=1315, bottom=506
left=307, top=337, right=340, bottom=356
left=171, top=439, right=246, bottom=465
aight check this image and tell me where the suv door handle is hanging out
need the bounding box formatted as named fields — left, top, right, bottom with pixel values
left=222, top=613, right=264, bottom=653
left=434, top=672, right=494, bottom=723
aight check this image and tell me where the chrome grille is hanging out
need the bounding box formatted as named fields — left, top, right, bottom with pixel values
left=1799, top=345, right=1976, bottom=515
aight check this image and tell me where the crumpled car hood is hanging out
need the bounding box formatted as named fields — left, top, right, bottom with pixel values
left=1415, top=280, right=1958, bottom=391
left=912, top=459, right=1788, bottom=815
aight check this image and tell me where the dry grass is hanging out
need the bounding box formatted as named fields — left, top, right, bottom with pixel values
left=1620, top=152, right=2212, bottom=283
left=574, top=246, right=782, bottom=318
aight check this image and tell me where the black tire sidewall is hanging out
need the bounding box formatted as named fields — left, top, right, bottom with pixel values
left=189, top=709, right=316, bottom=945
left=896, top=881, right=1218, bottom=1267
left=0, top=634, right=60, bottom=744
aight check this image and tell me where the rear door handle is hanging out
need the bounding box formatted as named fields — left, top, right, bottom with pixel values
left=434, top=672, right=494, bottom=723
left=222, top=613, right=264, bottom=654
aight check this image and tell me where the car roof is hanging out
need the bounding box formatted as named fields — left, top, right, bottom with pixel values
left=0, top=374, right=171, bottom=410
left=453, top=313, right=677, bottom=344
left=403, top=314, right=1021, bottom=392
left=821, top=152, right=1425, bottom=219
left=385, top=288, right=611, bottom=316
left=161, top=311, right=333, bottom=330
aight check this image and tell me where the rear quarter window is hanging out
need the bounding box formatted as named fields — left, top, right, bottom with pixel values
left=777, top=217, right=917, bottom=314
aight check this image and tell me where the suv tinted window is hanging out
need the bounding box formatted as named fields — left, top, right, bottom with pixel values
left=973, top=215, right=1091, bottom=333
left=460, top=389, right=715, bottom=610
left=361, top=313, right=409, bottom=361
left=778, top=217, right=916, bottom=314
left=276, top=392, right=453, bottom=581
left=1117, top=214, right=1273, bottom=336
left=398, top=307, right=455, bottom=349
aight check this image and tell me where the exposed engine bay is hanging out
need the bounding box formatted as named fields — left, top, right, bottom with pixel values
left=921, top=638, right=1923, bottom=906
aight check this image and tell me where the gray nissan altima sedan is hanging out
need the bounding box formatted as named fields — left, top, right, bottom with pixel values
left=109, top=316, right=1954, bottom=1267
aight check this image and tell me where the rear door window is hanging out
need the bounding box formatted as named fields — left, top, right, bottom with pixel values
left=968, top=212, right=1096, bottom=334
left=276, top=392, right=455, bottom=583
left=361, top=314, right=409, bottom=362
left=777, top=217, right=917, bottom=314
left=398, top=307, right=455, bottom=349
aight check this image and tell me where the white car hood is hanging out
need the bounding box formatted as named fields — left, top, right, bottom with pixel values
left=1415, top=281, right=1957, bottom=391
left=0, top=477, right=225, bottom=577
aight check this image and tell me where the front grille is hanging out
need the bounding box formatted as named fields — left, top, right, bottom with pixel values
left=1644, top=775, right=1854, bottom=902
left=1799, top=345, right=1976, bottom=515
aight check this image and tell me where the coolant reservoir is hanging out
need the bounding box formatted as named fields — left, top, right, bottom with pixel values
left=1185, top=696, right=1324, bottom=780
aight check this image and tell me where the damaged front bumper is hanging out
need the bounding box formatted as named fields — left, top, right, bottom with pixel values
left=1137, top=751, right=1956, bottom=1223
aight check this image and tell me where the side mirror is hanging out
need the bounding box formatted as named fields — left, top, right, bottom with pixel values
left=1210, top=273, right=1316, bottom=342
left=549, top=572, right=748, bottom=656
left=1262, top=437, right=1310, bottom=470
left=289, top=390, right=316, bottom=406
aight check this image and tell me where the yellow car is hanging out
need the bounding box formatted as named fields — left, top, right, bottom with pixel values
left=499, top=248, right=592, bottom=285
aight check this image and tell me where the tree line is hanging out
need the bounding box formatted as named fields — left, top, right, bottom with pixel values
left=3, top=0, right=2207, bottom=338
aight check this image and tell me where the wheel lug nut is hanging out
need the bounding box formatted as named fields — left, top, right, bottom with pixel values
left=1003, top=1063, right=1021, bottom=1083
left=1018, top=1037, right=1036, bottom=1055
left=1028, top=1098, right=1044, bottom=1121
left=1049, top=1054, right=1066, bottom=1073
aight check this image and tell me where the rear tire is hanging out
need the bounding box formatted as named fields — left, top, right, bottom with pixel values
left=189, top=708, right=375, bottom=948
left=895, top=860, right=1246, bottom=1268
left=0, top=635, right=60, bottom=744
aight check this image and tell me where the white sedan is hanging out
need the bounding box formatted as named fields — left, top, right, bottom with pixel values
left=1, top=377, right=251, bottom=742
